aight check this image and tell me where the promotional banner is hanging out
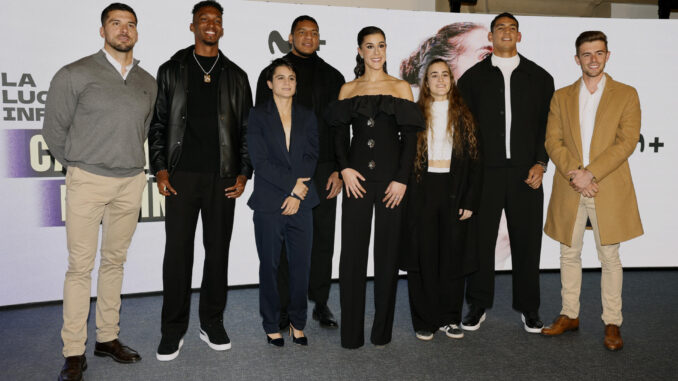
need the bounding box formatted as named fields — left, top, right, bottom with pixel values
left=1, top=0, right=675, bottom=306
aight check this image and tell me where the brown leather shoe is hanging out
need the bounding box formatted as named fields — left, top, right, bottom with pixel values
left=94, top=339, right=141, bottom=363
left=604, top=324, right=623, bottom=351
left=58, top=355, right=87, bottom=381
left=541, top=315, right=580, bottom=336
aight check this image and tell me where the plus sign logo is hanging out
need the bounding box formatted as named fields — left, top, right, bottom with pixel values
left=638, top=134, right=665, bottom=153
left=267, top=30, right=326, bottom=54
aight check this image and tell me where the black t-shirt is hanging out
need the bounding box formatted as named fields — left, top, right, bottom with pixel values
left=176, top=53, right=221, bottom=173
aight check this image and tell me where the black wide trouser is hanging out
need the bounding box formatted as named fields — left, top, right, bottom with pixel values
left=340, top=181, right=401, bottom=349
left=278, top=162, right=338, bottom=310
left=254, top=210, right=312, bottom=334
left=465, top=165, right=543, bottom=313
left=161, top=171, right=236, bottom=338
left=408, top=173, right=465, bottom=333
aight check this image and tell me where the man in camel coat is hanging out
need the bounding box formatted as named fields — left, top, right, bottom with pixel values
left=541, top=31, right=643, bottom=351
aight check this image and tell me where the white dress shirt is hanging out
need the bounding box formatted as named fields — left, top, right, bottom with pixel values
left=427, top=100, right=453, bottom=173
left=491, top=54, right=520, bottom=159
left=578, top=75, right=606, bottom=167
left=102, top=49, right=135, bottom=80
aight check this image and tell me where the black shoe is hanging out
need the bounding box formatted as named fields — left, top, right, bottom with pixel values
left=58, top=355, right=87, bottom=381
left=199, top=322, right=231, bottom=351
left=279, top=310, right=290, bottom=331
left=156, top=336, right=184, bottom=361
left=266, top=334, right=284, bottom=347
left=94, top=339, right=141, bottom=363
left=522, top=312, right=544, bottom=334
left=461, top=306, right=486, bottom=331
left=312, top=303, right=338, bottom=328
left=289, top=324, right=308, bottom=346
left=415, top=330, right=434, bottom=341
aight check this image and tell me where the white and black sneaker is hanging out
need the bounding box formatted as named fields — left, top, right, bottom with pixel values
left=199, top=324, right=232, bottom=351
left=440, top=324, right=464, bottom=339
left=522, top=313, right=544, bottom=333
left=156, top=336, right=184, bottom=361
left=415, top=330, right=434, bottom=341
left=461, top=306, right=486, bottom=331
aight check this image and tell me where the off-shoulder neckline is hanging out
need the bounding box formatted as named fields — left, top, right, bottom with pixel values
left=338, top=94, right=415, bottom=103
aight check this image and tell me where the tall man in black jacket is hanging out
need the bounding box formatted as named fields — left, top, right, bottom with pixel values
left=148, top=1, right=253, bottom=360
left=255, top=15, right=345, bottom=329
left=457, top=13, right=554, bottom=333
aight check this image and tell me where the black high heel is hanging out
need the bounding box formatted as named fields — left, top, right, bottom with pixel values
left=289, top=324, right=308, bottom=346
left=266, top=334, right=284, bottom=347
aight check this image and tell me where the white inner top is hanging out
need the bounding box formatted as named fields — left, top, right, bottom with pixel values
left=102, top=49, right=135, bottom=80
left=428, top=100, right=453, bottom=173
left=491, top=54, right=520, bottom=159
left=579, top=74, right=606, bottom=167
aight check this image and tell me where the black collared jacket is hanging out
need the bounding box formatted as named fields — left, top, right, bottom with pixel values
left=149, top=45, right=253, bottom=178
left=457, top=54, right=554, bottom=168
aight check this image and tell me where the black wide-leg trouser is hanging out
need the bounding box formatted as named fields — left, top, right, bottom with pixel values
left=160, top=171, right=236, bottom=339
left=465, top=165, right=543, bottom=314
left=407, top=173, right=465, bottom=333
left=339, top=181, right=402, bottom=349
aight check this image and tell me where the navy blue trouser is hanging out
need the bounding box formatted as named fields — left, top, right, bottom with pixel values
left=254, top=210, right=313, bottom=334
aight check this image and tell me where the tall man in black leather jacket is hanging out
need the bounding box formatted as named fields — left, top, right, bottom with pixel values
left=148, top=1, right=253, bottom=361
left=255, top=15, right=345, bottom=329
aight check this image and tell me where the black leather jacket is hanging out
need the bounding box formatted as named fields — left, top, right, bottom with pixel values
left=149, top=46, right=253, bottom=178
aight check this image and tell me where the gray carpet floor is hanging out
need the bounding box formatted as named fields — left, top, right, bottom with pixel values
left=1, top=270, right=677, bottom=380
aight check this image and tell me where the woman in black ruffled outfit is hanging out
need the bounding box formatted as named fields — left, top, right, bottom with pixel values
left=328, top=26, right=425, bottom=349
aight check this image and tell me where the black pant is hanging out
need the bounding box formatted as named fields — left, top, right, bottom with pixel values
left=160, top=171, right=236, bottom=338
left=254, top=210, right=312, bottom=334
left=407, top=173, right=465, bottom=332
left=278, top=162, right=338, bottom=310
left=340, top=181, right=401, bottom=349
left=465, top=166, right=543, bottom=313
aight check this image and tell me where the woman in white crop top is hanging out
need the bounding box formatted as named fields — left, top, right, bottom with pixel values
left=400, top=59, right=482, bottom=341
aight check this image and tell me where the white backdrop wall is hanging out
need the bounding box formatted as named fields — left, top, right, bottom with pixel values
left=1, top=0, right=675, bottom=306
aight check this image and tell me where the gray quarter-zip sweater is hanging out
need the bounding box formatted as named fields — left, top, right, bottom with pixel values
left=42, top=50, right=157, bottom=177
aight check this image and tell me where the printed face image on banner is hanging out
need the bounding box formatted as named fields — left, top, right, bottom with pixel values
left=0, top=0, right=676, bottom=306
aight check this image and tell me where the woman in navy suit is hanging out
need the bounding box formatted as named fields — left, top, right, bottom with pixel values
left=247, top=58, right=319, bottom=346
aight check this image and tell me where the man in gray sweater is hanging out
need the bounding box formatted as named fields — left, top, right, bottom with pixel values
left=42, top=4, right=157, bottom=381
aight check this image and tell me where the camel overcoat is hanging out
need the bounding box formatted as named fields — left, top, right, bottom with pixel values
left=544, top=73, right=643, bottom=246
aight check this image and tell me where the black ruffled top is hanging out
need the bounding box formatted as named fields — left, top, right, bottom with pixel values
left=327, top=95, right=425, bottom=183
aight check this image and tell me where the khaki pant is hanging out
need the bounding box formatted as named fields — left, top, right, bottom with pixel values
left=62, top=167, right=146, bottom=357
left=560, top=195, right=623, bottom=326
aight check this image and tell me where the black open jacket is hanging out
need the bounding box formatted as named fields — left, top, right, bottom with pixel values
left=148, top=46, right=253, bottom=178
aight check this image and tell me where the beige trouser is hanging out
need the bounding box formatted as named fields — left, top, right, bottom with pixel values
left=62, top=166, right=146, bottom=357
left=560, top=195, right=622, bottom=326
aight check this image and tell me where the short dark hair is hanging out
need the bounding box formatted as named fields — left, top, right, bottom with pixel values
left=101, top=3, right=137, bottom=25
left=490, top=12, right=519, bottom=32
left=265, top=58, right=296, bottom=82
left=290, top=15, right=319, bottom=34
left=575, top=31, right=608, bottom=54
left=192, top=1, right=223, bottom=16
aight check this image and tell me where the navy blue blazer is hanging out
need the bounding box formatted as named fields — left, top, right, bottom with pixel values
left=247, top=100, right=320, bottom=212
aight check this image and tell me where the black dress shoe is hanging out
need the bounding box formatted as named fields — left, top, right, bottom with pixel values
left=94, top=339, right=141, bottom=363
left=59, top=355, right=86, bottom=381
left=267, top=335, right=284, bottom=347
left=312, top=303, right=338, bottom=328
left=279, top=310, right=290, bottom=331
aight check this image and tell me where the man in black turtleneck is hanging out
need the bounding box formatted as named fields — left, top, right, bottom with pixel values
left=255, top=15, right=345, bottom=329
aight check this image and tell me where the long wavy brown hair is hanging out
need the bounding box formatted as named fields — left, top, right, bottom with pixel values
left=414, top=58, right=478, bottom=180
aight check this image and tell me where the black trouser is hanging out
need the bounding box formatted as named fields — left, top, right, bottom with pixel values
left=278, top=162, right=338, bottom=310
left=254, top=210, right=312, bottom=334
left=340, top=181, right=402, bottom=349
left=407, top=173, right=465, bottom=333
left=160, top=171, right=236, bottom=338
left=465, top=165, right=543, bottom=313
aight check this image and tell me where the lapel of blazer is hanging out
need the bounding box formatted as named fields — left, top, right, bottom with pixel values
left=267, top=100, right=292, bottom=166
left=289, top=103, right=303, bottom=165
left=566, top=79, right=584, bottom=162
left=591, top=73, right=615, bottom=151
